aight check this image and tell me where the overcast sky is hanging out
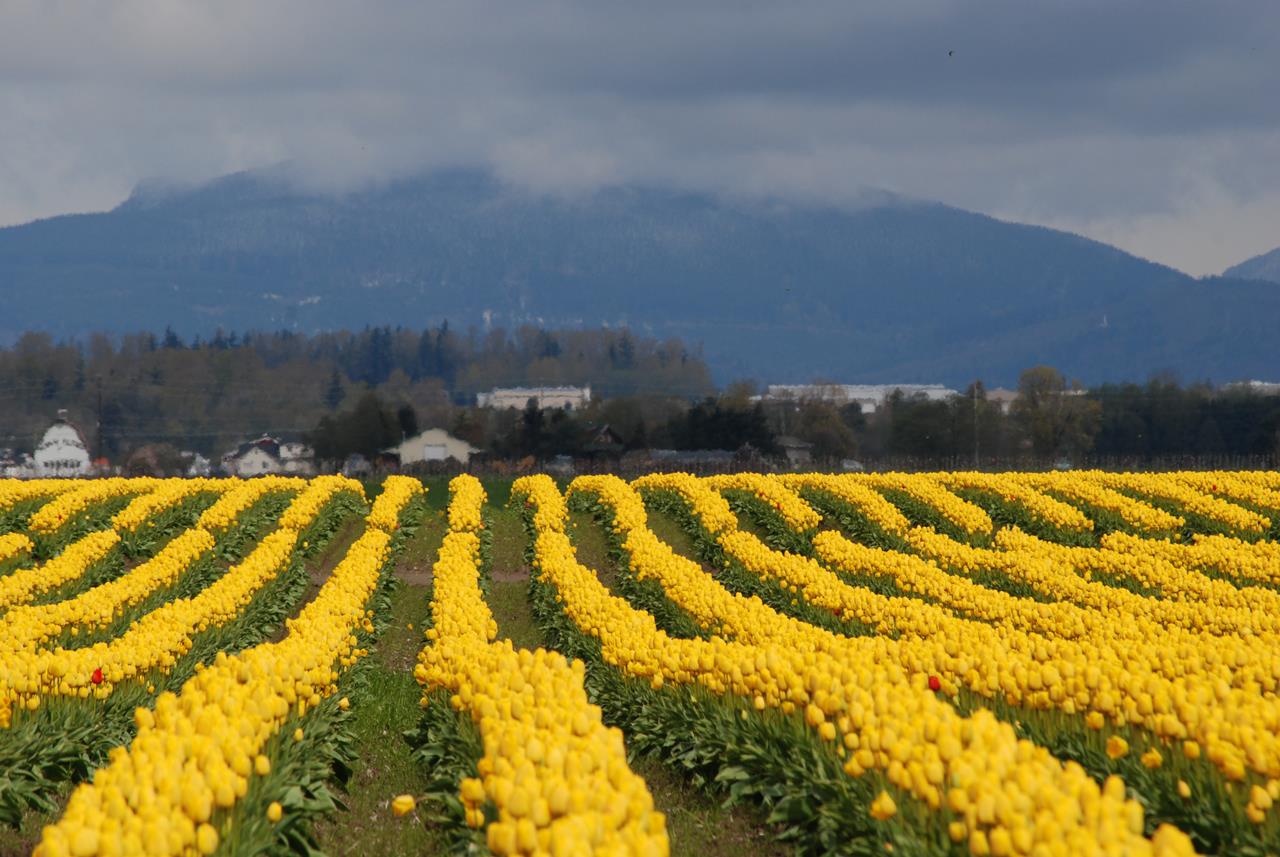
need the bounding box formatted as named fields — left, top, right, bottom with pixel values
left=2, top=1, right=1278, bottom=276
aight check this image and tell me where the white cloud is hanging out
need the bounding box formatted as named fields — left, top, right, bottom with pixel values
left=1045, top=190, right=1280, bottom=277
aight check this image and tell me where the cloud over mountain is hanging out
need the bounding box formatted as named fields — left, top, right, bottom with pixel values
left=2, top=1, right=1279, bottom=274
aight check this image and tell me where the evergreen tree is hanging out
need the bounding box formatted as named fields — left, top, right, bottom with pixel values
left=324, top=369, right=345, bottom=410
left=517, top=398, right=546, bottom=457
left=396, top=403, right=419, bottom=440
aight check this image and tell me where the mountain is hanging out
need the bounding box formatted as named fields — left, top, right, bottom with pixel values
left=2, top=167, right=1278, bottom=387
left=1224, top=246, right=1280, bottom=285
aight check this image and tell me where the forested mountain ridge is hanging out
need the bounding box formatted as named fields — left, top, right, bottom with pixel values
left=2, top=167, right=1277, bottom=386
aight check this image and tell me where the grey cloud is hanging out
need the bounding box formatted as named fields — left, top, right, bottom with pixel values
left=1, top=1, right=1278, bottom=275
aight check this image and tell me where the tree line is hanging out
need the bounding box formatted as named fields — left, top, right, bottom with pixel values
left=312, top=365, right=1280, bottom=469
left=765, top=367, right=1280, bottom=467
left=0, top=325, right=712, bottom=462
left=2, top=323, right=1277, bottom=470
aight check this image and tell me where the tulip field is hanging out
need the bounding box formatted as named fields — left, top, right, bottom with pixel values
left=2, top=471, right=1280, bottom=855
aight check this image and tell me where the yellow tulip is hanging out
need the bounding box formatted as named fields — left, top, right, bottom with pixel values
left=869, top=790, right=897, bottom=820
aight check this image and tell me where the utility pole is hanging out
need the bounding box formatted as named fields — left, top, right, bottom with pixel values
left=95, top=375, right=103, bottom=462
left=972, top=381, right=980, bottom=469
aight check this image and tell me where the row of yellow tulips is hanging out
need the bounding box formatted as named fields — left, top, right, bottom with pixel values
left=797, top=471, right=1270, bottom=540
left=1176, top=472, right=1280, bottom=513
left=195, top=476, right=304, bottom=532
left=108, top=479, right=224, bottom=533
left=668, top=473, right=1280, bottom=832
left=0, top=478, right=356, bottom=729
left=0, top=480, right=300, bottom=666
left=415, top=475, right=668, bottom=856
left=0, top=479, right=79, bottom=514
left=797, top=468, right=1163, bottom=543
left=0, top=478, right=264, bottom=612
left=706, top=473, right=824, bottom=532
left=1016, top=473, right=1183, bottom=532
left=908, top=526, right=1280, bottom=638
left=648, top=474, right=1280, bottom=795
left=1090, top=473, right=1270, bottom=534
left=1103, top=530, right=1280, bottom=586
left=550, top=475, right=1194, bottom=855
left=937, top=472, right=1096, bottom=533
left=0, top=482, right=305, bottom=666
left=0, top=529, right=213, bottom=661
left=994, top=528, right=1280, bottom=617
left=781, top=473, right=912, bottom=536
left=0, top=532, right=34, bottom=564
left=33, top=476, right=420, bottom=857
left=26, top=479, right=160, bottom=535
left=869, top=473, right=995, bottom=535
left=0, top=530, right=119, bottom=612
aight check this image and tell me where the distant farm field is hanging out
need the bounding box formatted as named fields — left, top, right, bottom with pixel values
left=3, top=470, right=1279, bottom=856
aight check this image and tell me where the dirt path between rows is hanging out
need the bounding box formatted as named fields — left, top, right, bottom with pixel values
left=266, top=515, right=364, bottom=642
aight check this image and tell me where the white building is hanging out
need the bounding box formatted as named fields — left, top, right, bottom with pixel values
left=34, top=411, right=92, bottom=477
left=1224, top=380, right=1280, bottom=396
left=477, top=386, right=591, bottom=411
left=384, top=428, right=479, bottom=465
left=223, top=444, right=276, bottom=476
left=0, top=449, right=36, bottom=479
left=278, top=442, right=315, bottom=473
left=986, top=387, right=1019, bottom=415
left=182, top=452, right=212, bottom=478
left=222, top=436, right=316, bottom=477
left=764, top=384, right=958, bottom=414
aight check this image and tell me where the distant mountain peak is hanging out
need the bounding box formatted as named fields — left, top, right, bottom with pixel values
left=1224, top=245, right=1280, bottom=285
left=118, top=176, right=202, bottom=210
left=117, top=163, right=311, bottom=212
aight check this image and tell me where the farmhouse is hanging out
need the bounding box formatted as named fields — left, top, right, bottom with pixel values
left=582, top=424, right=625, bottom=459
left=384, top=428, right=479, bottom=466
left=33, top=411, right=92, bottom=477
left=776, top=435, right=814, bottom=467
left=222, top=435, right=317, bottom=476
left=477, top=386, right=591, bottom=411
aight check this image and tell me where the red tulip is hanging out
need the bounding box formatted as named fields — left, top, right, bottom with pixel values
left=91, top=668, right=104, bottom=685
left=928, top=675, right=941, bottom=692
